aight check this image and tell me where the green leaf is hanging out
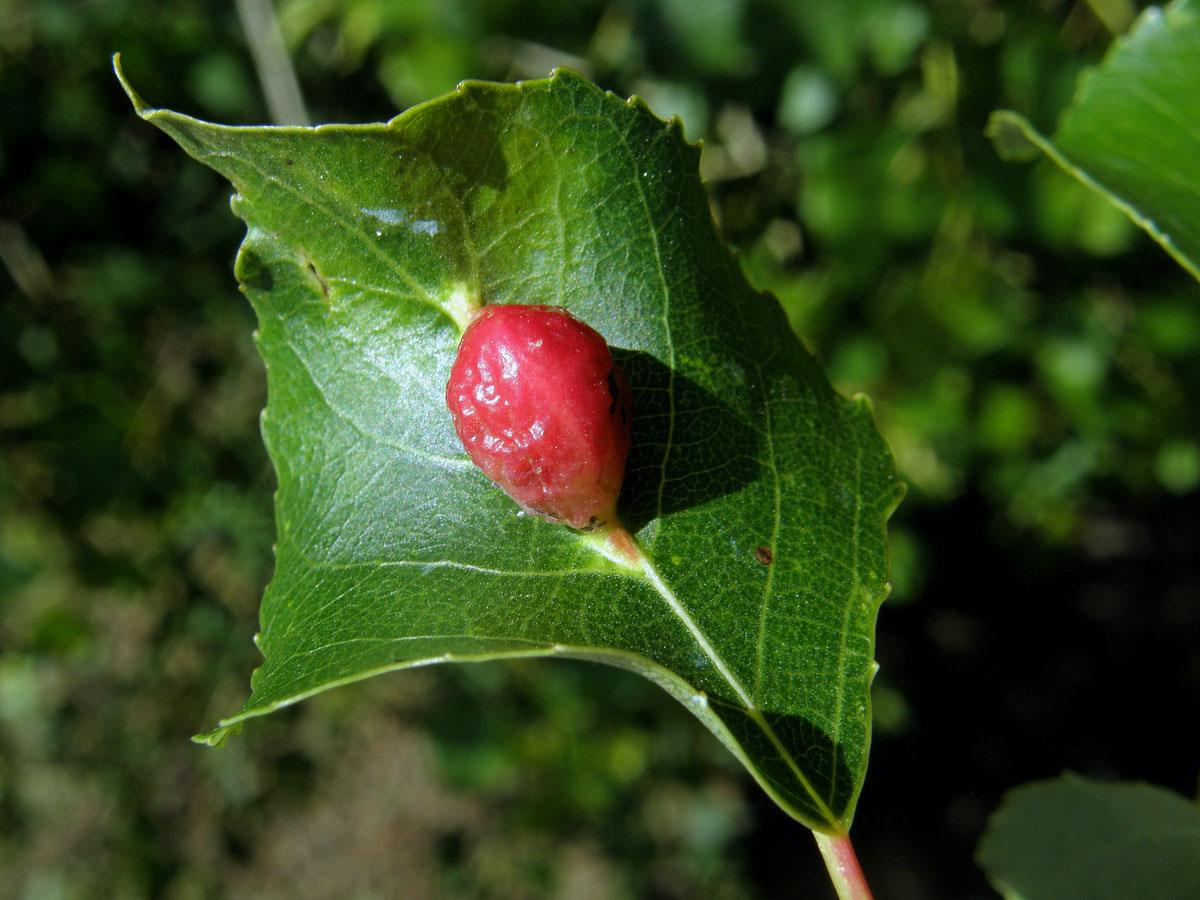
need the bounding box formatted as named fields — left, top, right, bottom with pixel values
left=988, top=0, right=1200, bottom=281
left=977, top=774, right=1200, bottom=900
left=115, top=55, right=902, bottom=832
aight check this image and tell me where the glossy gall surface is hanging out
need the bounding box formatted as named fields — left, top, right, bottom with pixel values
left=446, top=304, right=632, bottom=530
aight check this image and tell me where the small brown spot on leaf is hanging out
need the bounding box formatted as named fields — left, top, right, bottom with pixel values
left=298, top=247, right=330, bottom=298
left=754, top=546, right=773, bottom=566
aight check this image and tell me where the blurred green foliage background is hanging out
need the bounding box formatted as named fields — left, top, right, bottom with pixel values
left=2, top=1, right=1198, bottom=898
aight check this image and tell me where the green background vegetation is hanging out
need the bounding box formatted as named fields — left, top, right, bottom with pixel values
left=2, top=1, right=1197, bottom=897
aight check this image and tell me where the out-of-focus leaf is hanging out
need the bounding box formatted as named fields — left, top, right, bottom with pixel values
left=977, top=773, right=1200, bottom=900
left=989, top=0, right=1200, bottom=281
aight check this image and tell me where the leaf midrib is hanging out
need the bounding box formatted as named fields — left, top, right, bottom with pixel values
left=601, top=113, right=839, bottom=828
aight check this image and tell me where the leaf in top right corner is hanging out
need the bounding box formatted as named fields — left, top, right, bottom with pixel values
left=988, top=0, right=1200, bottom=282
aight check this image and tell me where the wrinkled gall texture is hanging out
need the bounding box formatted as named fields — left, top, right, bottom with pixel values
left=447, top=304, right=632, bottom=531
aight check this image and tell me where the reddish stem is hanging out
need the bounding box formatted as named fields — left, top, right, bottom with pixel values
left=813, top=830, right=874, bottom=900
left=586, top=520, right=643, bottom=570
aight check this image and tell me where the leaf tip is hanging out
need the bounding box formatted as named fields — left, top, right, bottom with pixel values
left=191, top=721, right=243, bottom=748
left=848, top=391, right=876, bottom=415
left=985, top=110, right=1043, bottom=162
left=624, top=92, right=651, bottom=113
left=112, top=53, right=154, bottom=118
left=666, top=113, right=701, bottom=148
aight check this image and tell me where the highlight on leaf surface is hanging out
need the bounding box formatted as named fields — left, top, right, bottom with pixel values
left=114, top=53, right=903, bottom=833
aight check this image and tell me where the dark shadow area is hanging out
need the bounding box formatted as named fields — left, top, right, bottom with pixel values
left=710, top=696, right=855, bottom=828
left=235, top=247, right=274, bottom=293
left=611, top=348, right=761, bottom=533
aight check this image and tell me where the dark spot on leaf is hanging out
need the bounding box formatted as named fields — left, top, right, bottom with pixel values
left=755, top=546, right=774, bottom=566
left=285, top=158, right=294, bottom=166
left=298, top=247, right=330, bottom=298
left=235, top=249, right=274, bottom=292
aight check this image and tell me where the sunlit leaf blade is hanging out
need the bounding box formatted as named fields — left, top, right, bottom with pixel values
left=988, top=0, right=1200, bottom=281
left=977, top=774, right=1200, bottom=900
left=116, top=56, right=902, bottom=832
